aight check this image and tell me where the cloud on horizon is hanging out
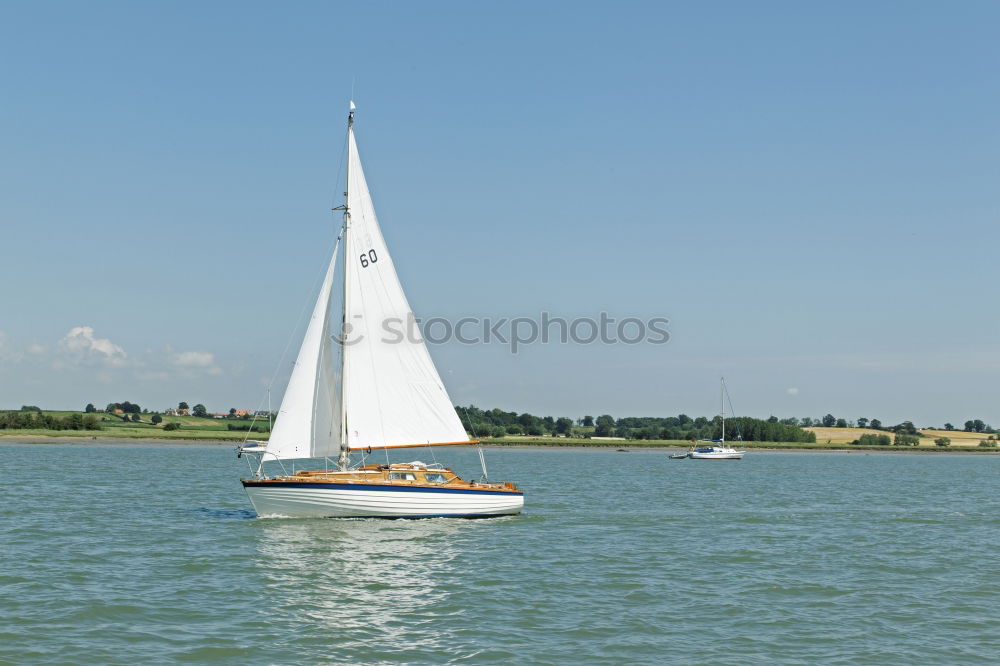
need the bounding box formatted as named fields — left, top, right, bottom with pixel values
left=2, top=327, right=224, bottom=379
left=170, top=350, right=222, bottom=375
left=0, top=326, right=239, bottom=410
left=59, top=326, right=127, bottom=366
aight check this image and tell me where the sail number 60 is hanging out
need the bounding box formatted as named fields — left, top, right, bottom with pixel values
left=360, top=249, right=378, bottom=268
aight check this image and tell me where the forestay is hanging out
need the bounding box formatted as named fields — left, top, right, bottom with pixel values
left=265, top=245, right=342, bottom=460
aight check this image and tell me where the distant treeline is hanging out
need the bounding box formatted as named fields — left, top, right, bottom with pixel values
left=456, top=406, right=816, bottom=443
left=796, top=414, right=995, bottom=433
left=0, top=411, right=102, bottom=431
left=457, top=406, right=997, bottom=441
left=617, top=415, right=816, bottom=443
left=457, top=406, right=575, bottom=438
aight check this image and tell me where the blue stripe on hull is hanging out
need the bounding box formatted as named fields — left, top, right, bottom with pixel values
left=256, top=513, right=514, bottom=520
left=242, top=480, right=523, bottom=497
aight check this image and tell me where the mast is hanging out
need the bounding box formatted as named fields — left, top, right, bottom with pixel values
left=338, top=101, right=355, bottom=470
left=721, top=376, right=725, bottom=446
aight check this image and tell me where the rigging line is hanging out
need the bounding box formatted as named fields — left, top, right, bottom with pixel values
left=238, top=393, right=275, bottom=448
left=457, top=405, right=489, bottom=481
left=259, top=124, right=348, bottom=417
left=457, top=405, right=479, bottom=439
left=239, top=132, right=347, bottom=455
left=329, top=128, right=349, bottom=212
left=723, top=380, right=744, bottom=442
left=264, top=234, right=341, bottom=396
left=243, top=235, right=341, bottom=465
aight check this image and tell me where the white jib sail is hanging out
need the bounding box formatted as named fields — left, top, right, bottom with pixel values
left=265, top=243, right=341, bottom=460
left=342, top=127, right=469, bottom=450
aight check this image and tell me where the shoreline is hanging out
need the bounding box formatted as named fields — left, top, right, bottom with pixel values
left=0, top=435, right=238, bottom=447
left=1, top=435, right=997, bottom=454
left=484, top=444, right=998, bottom=454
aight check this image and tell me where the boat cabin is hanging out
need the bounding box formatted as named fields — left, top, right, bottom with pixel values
left=264, top=461, right=520, bottom=493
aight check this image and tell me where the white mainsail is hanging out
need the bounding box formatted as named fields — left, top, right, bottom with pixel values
left=265, top=246, right=341, bottom=460
left=341, top=126, right=469, bottom=451
left=265, top=112, right=468, bottom=461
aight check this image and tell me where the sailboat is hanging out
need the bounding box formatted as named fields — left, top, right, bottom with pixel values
left=237, top=103, right=524, bottom=518
left=689, top=377, right=746, bottom=460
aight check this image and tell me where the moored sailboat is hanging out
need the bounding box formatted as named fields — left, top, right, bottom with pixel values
left=688, top=377, right=746, bottom=460
left=238, top=104, right=523, bottom=518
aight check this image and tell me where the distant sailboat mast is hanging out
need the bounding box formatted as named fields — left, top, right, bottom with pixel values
left=721, top=376, right=725, bottom=446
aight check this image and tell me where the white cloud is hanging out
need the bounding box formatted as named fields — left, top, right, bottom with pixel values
left=59, top=326, right=127, bottom=366
left=171, top=350, right=222, bottom=375
left=786, top=387, right=799, bottom=395
left=27, top=343, right=46, bottom=355
left=172, top=351, right=215, bottom=367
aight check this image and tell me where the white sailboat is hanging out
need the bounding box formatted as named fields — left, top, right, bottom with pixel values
left=689, top=377, right=746, bottom=460
left=238, top=104, right=524, bottom=518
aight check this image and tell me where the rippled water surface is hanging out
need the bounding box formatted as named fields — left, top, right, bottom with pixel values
left=2, top=443, right=998, bottom=664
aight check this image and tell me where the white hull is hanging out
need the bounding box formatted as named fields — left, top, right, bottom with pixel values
left=243, top=482, right=524, bottom=519
left=689, top=449, right=744, bottom=460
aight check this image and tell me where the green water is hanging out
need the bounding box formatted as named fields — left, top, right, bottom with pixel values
left=1, top=444, right=998, bottom=664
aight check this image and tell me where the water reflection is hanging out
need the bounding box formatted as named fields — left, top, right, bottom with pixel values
left=252, top=517, right=478, bottom=656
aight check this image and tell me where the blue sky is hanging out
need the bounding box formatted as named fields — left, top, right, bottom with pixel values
left=1, top=1, right=997, bottom=425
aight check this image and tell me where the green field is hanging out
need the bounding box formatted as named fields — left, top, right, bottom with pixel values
left=0, top=410, right=271, bottom=441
